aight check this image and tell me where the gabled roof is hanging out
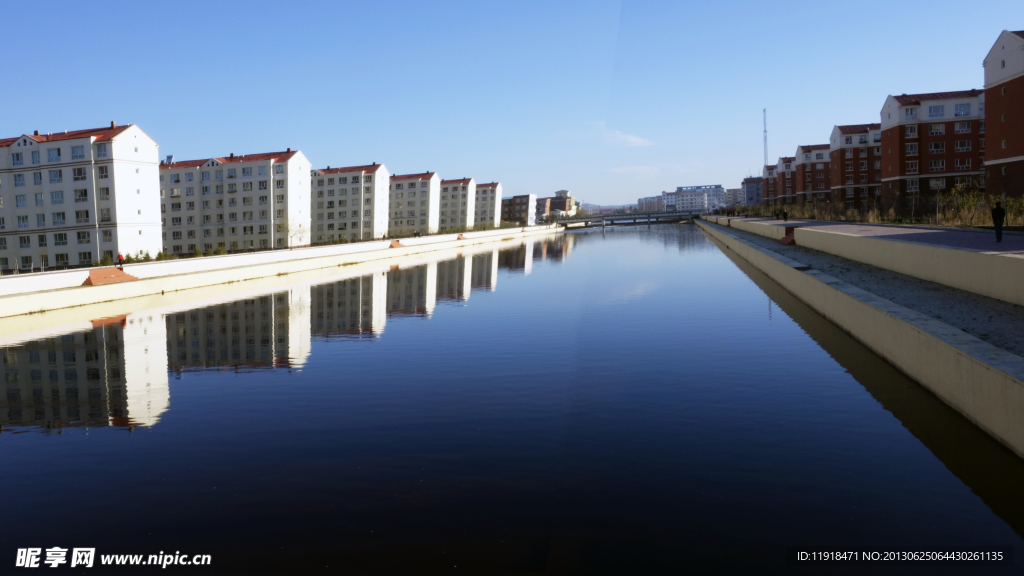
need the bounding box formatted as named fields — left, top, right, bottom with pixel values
left=312, top=163, right=384, bottom=175
left=476, top=182, right=500, bottom=187
left=779, top=156, right=795, bottom=163
left=441, top=178, right=473, bottom=185
left=392, top=172, right=436, bottom=181
left=160, top=150, right=298, bottom=170
left=1013, top=30, right=1024, bottom=40
left=798, top=144, right=830, bottom=152
left=0, top=124, right=131, bottom=148
left=837, top=123, right=880, bottom=135
left=892, top=90, right=981, bottom=105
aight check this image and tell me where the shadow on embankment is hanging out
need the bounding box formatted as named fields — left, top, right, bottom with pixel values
left=707, top=232, right=1024, bottom=540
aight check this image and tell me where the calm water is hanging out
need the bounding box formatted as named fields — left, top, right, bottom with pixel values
left=2, top=225, right=1024, bottom=574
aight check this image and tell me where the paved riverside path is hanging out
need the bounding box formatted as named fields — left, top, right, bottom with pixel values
left=709, top=222, right=1024, bottom=359
left=728, top=218, right=1024, bottom=254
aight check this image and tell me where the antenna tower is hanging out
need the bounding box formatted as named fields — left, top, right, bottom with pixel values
left=763, top=109, right=768, bottom=168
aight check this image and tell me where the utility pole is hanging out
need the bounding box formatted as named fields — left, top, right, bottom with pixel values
left=763, top=109, right=768, bottom=169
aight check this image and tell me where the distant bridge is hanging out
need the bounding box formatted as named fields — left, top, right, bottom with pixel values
left=559, top=211, right=700, bottom=228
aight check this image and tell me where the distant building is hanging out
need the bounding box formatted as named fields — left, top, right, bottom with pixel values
left=310, top=163, right=389, bottom=243
left=675, top=185, right=724, bottom=210
left=475, top=182, right=502, bottom=228
left=637, top=196, right=664, bottom=211
left=830, top=123, right=883, bottom=211
left=389, top=172, right=440, bottom=236
left=549, top=190, right=577, bottom=216
left=741, top=177, right=763, bottom=206
left=726, top=188, right=743, bottom=205
left=439, top=178, right=475, bottom=232
left=501, top=194, right=537, bottom=225
left=535, top=197, right=551, bottom=221
left=762, top=164, right=776, bottom=206
left=795, top=144, right=831, bottom=204
left=675, top=188, right=709, bottom=212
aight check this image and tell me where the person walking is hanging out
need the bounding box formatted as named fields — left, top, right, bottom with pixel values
left=116, top=252, right=125, bottom=270
left=992, top=201, right=1006, bottom=243
left=782, top=209, right=789, bottom=222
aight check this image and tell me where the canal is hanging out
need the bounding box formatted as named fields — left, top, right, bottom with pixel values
left=2, top=224, right=1022, bottom=574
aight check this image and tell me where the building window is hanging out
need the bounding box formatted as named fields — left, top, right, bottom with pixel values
left=929, top=178, right=945, bottom=190
left=11, top=152, right=23, bottom=166
left=99, top=187, right=110, bottom=200
left=929, top=142, right=945, bottom=154
left=77, top=231, right=90, bottom=244
left=76, top=210, right=89, bottom=224
left=928, top=105, right=944, bottom=118
left=71, top=145, right=85, bottom=160
left=75, top=189, right=88, bottom=202
left=906, top=161, right=919, bottom=174
left=51, top=191, right=64, bottom=204
left=98, top=166, right=109, bottom=179
left=955, top=122, right=971, bottom=134
left=52, top=212, right=66, bottom=225
left=54, top=233, right=67, bottom=246
left=954, top=140, right=971, bottom=153
left=954, top=158, right=971, bottom=171
left=906, top=143, right=918, bottom=156
left=905, top=108, right=917, bottom=120
left=96, top=144, right=108, bottom=158
left=47, top=148, right=61, bottom=162
left=929, top=160, right=945, bottom=173
left=242, top=167, right=252, bottom=177
left=954, top=104, right=971, bottom=117
left=78, top=252, right=92, bottom=265
left=102, top=230, right=113, bottom=242
left=100, top=208, right=111, bottom=222
left=13, top=174, right=24, bottom=187
left=929, top=124, right=945, bottom=136
left=49, top=170, right=62, bottom=183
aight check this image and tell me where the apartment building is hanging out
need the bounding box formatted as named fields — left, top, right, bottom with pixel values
left=439, top=178, right=475, bottom=231
left=550, top=190, right=577, bottom=216
left=436, top=255, right=473, bottom=302
left=794, top=144, right=831, bottom=203
left=829, top=124, right=883, bottom=211
left=676, top=188, right=709, bottom=212
left=880, top=91, right=985, bottom=207
left=386, top=261, right=437, bottom=317
left=159, top=149, right=311, bottom=254
left=389, top=172, right=440, bottom=236
left=772, top=159, right=797, bottom=204
left=310, top=163, right=389, bottom=243
left=535, top=197, right=551, bottom=221
left=983, top=30, right=1024, bottom=199
left=638, top=196, right=664, bottom=212
left=741, top=176, right=763, bottom=206
left=0, top=123, right=162, bottom=272
left=762, top=164, right=777, bottom=206
left=475, top=182, right=502, bottom=227
left=500, top=194, right=537, bottom=225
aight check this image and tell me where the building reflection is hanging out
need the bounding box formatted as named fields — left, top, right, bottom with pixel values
left=0, top=233, right=571, bottom=432
left=0, top=314, right=168, bottom=431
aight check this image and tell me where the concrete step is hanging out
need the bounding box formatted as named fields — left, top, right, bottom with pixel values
left=82, top=268, right=139, bottom=286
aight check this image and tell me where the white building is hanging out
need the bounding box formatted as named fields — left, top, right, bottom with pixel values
left=311, top=163, right=389, bottom=242
left=439, top=178, right=475, bottom=232
left=158, top=149, right=311, bottom=254
left=475, top=182, right=502, bottom=228
left=0, top=123, right=162, bottom=271
left=675, top=185, right=724, bottom=210
left=389, top=172, right=440, bottom=236
left=676, top=189, right=709, bottom=212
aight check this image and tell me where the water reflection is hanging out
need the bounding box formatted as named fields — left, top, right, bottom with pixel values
left=0, top=233, right=578, bottom=432
left=709, top=231, right=1024, bottom=540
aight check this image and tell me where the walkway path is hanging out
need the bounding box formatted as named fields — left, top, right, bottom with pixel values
left=728, top=218, right=1024, bottom=254
left=711, top=222, right=1024, bottom=359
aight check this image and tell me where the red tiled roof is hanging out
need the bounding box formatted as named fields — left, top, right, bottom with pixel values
left=160, top=150, right=298, bottom=170
left=313, top=163, right=384, bottom=175
left=1014, top=30, right=1024, bottom=40
left=798, top=144, right=830, bottom=152
left=441, top=178, right=473, bottom=185
left=391, top=172, right=436, bottom=181
left=779, top=157, right=795, bottom=163
left=476, top=182, right=499, bottom=187
left=0, top=124, right=132, bottom=148
left=892, top=90, right=980, bottom=105
left=837, top=123, right=880, bottom=134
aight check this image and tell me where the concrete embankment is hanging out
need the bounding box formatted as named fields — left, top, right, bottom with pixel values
left=704, top=216, right=1024, bottom=307
left=0, top=225, right=560, bottom=319
left=697, top=219, right=1024, bottom=460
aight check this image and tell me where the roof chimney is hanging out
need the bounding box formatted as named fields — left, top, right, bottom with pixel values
left=230, top=153, right=234, bottom=159
left=166, top=155, right=174, bottom=165
left=287, top=147, right=291, bottom=152
left=110, top=121, right=117, bottom=129
left=327, top=166, right=330, bottom=170
left=33, top=130, right=39, bottom=136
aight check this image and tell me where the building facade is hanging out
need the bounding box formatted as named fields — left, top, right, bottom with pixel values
left=535, top=197, right=551, bottom=222
left=0, top=123, right=162, bottom=271
left=676, top=189, right=708, bottom=212
left=439, top=178, right=475, bottom=231
left=829, top=124, right=883, bottom=211
left=501, top=194, right=537, bottom=225
left=474, top=182, right=502, bottom=228
left=741, top=176, right=763, bottom=206
left=310, top=163, right=389, bottom=242
left=550, top=190, right=577, bottom=216
left=983, top=30, right=1024, bottom=199
left=879, top=91, right=985, bottom=209
left=159, top=150, right=311, bottom=254
left=389, top=172, right=440, bottom=236
left=637, top=196, right=664, bottom=212
left=794, top=144, right=831, bottom=204
left=762, top=164, right=777, bottom=206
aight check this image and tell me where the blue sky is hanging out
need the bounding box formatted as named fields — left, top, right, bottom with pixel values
left=2, top=1, right=1021, bottom=205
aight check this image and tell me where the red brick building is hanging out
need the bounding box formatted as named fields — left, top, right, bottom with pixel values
left=830, top=124, right=883, bottom=211
left=761, top=164, right=776, bottom=207
left=983, top=30, right=1024, bottom=199
left=879, top=91, right=985, bottom=210
left=794, top=144, right=831, bottom=205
